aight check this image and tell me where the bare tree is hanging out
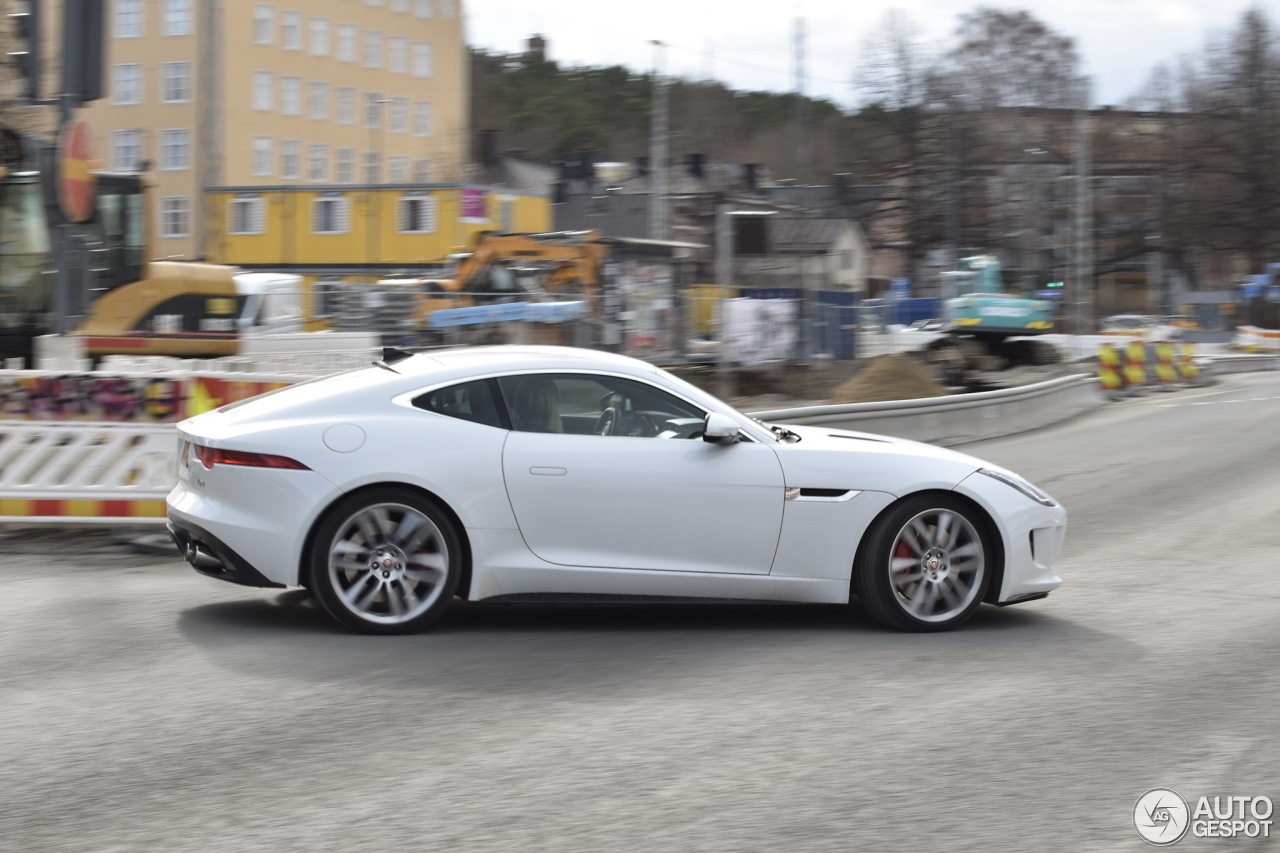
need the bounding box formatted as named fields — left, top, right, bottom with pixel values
left=1177, top=8, right=1280, bottom=276
left=852, top=10, right=947, bottom=279
left=941, top=8, right=1087, bottom=110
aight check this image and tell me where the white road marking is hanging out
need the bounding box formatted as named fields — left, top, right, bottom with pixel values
left=1152, top=395, right=1280, bottom=408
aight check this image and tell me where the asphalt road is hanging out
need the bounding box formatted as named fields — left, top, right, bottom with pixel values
left=2, top=371, right=1279, bottom=852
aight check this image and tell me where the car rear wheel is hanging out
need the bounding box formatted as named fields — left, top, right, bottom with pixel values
left=854, top=495, right=991, bottom=632
left=310, top=488, right=461, bottom=634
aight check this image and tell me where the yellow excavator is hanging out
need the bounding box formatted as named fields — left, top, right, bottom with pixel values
left=0, top=129, right=300, bottom=364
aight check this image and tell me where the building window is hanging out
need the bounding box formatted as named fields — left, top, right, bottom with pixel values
left=116, top=0, right=143, bottom=38
left=398, top=196, right=436, bottom=233
left=112, top=130, right=143, bottom=171
left=391, top=0, right=408, bottom=12
left=252, top=137, right=273, bottom=176
left=388, top=156, right=407, bottom=182
left=313, top=198, right=350, bottom=234
left=366, top=0, right=382, bottom=6
left=439, top=0, right=455, bottom=18
left=336, top=148, right=356, bottom=184
left=164, top=0, right=192, bottom=36
left=281, top=140, right=300, bottom=179
left=229, top=198, right=266, bottom=235
left=365, top=93, right=383, bottom=129
left=412, top=159, right=431, bottom=182
left=253, top=71, right=274, bottom=111
left=389, top=37, right=407, bottom=74
left=337, top=87, right=356, bottom=125
left=412, top=42, right=432, bottom=78
left=308, top=144, right=329, bottom=183
left=113, top=65, right=142, bottom=105
left=364, top=151, right=380, bottom=184
left=281, top=76, right=301, bottom=116
left=309, top=81, right=329, bottom=120
left=160, top=197, right=191, bottom=238
left=162, top=62, right=192, bottom=103
left=388, top=97, right=407, bottom=133
left=254, top=5, right=274, bottom=44
left=337, top=24, right=356, bottom=62
left=310, top=18, right=329, bottom=56
left=282, top=11, right=301, bottom=50
left=414, top=0, right=432, bottom=18
left=364, top=30, right=383, bottom=68
left=160, top=129, right=190, bottom=171
left=413, top=101, right=432, bottom=137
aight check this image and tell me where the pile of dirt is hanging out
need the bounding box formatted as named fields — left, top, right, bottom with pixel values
left=828, top=353, right=948, bottom=404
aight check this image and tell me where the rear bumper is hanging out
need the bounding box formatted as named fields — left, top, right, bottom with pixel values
left=168, top=518, right=284, bottom=588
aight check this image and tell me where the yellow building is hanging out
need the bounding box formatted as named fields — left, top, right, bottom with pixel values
left=206, top=183, right=552, bottom=272
left=81, top=0, right=473, bottom=262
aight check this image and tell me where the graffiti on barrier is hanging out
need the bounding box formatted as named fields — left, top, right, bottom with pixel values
left=0, top=375, right=291, bottom=422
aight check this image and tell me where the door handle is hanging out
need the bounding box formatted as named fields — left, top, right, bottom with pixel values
left=529, top=466, right=567, bottom=476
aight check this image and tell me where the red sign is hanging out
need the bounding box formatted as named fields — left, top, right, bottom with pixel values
left=58, top=120, right=96, bottom=223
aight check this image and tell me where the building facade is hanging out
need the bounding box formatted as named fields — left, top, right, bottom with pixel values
left=81, top=0, right=472, bottom=263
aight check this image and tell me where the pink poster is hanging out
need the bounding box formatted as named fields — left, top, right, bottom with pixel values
left=460, top=188, right=489, bottom=224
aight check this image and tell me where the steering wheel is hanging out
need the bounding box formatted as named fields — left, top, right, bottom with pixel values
left=592, top=407, right=617, bottom=436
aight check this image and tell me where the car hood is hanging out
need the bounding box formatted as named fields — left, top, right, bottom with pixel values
left=768, top=423, right=992, bottom=496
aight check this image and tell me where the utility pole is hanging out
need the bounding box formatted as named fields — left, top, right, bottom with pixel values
left=1073, top=109, right=1093, bottom=335
left=648, top=40, right=668, bottom=241
left=792, top=16, right=806, bottom=183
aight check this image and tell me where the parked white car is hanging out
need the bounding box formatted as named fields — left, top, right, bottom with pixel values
left=168, top=346, right=1066, bottom=634
left=1098, top=314, right=1182, bottom=341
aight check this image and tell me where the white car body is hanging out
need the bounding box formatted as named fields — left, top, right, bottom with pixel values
left=167, top=346, right=1065, bottom=632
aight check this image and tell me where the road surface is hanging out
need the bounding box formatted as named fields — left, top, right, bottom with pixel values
left=2, top=370, right=1278, bottom=852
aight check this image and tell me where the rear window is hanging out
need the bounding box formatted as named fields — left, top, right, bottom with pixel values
left=413, top=379, right=505, bottom=428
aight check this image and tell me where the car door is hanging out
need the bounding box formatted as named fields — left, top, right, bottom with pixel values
left=499, top=372, right=785, bottom=574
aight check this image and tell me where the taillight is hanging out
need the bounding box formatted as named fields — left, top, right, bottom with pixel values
left=193, top=445, right=309, bottom=470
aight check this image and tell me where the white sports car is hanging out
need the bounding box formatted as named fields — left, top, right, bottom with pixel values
left=167, top=346, right=1065, bottom=634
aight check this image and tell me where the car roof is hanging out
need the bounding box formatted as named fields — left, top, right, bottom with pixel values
left=392, top=345, right=661, bottom=380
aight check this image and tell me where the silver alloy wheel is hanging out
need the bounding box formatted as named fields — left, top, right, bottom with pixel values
left=888, top=509, right=985, bottom=624
left=327, top=502, right=450, bottom=626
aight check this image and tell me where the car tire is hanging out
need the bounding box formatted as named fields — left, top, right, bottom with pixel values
left=309, top=488, right=462, bottom=634
left=853, top=495, right=992, bottom=632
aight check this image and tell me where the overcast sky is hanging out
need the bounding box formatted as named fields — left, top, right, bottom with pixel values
left=464, top=0, right=1263, bottom=109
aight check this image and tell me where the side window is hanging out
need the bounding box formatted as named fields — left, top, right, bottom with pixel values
left=498, top=374, right=706, bottom=439
left=413, top=379, right=504, bottom=428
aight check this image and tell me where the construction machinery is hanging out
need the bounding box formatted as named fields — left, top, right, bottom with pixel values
left=0, top=129, right=300, bottom=365
left=928, top=255, right=1059, bottom=378
left=422, top=230, right=609, bottom=307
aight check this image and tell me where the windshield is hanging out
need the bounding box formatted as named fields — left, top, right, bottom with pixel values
left=0, top=178, right=53, bottom=329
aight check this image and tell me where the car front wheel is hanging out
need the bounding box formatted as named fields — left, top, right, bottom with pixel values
left=310, top=488, right=461, bottom=634
left=854, top=495, right=992, bottom=632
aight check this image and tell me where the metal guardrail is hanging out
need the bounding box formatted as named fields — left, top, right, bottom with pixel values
left=749, top=374, right=1104, bottom=446
left=1200, top=353, right=1280, bottom=375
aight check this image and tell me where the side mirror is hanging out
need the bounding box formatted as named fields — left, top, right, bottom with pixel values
left=702, top=412, right=740, bottom=444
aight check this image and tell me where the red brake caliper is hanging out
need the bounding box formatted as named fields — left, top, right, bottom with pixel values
left=894, top=540, right=913, bottom=569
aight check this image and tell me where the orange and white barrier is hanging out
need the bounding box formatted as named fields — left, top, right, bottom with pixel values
left=1235, top=326, right=1280, bottom=353
left=0, top=370, right=308, bottom=524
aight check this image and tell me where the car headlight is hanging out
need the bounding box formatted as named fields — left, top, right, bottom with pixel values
left=978, top=468, right=1056, bottom=506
